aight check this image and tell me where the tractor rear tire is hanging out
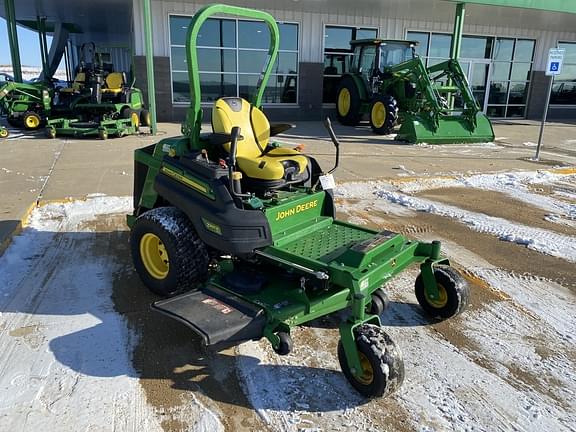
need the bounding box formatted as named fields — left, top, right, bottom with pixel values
left=23, top=111, right=42, bottom=130
left=338, top=324, right=404, bottom=398
left=130, top=206, right=210, bottom=297
left=336, top=76, right=362, bottom=126
left=369, top=95, right=398, bottom=135
left=415, top=265, right=470, bottom=320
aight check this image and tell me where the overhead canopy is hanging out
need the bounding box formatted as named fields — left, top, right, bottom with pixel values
left=443, top=0, right=576, bottom=14
left=0, top=0, right=132, bottom=44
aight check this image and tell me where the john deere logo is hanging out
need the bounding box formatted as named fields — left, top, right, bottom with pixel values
left=275, top=199, right=318, bottom=221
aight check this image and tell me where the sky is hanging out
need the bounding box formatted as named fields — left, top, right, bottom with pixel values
left=0, top=17, right=52, bottom=67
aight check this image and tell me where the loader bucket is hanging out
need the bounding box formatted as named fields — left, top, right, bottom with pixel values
left=396, top=112, right=495, bottom=145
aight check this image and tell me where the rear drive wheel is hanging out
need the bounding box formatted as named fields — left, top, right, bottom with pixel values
left=338, top=324, right=404, bottom=398
left=140, top=109, right=151, bottom=127
left=122, top=106, right=140, bottom=131
left=335, top=76, right=362, bottom=126
left=23, top=111, right=42, bottom=130
left=130, top=206, right=210, bottom=297
left=98, top=128, right=108, bottom=140
left=415, top=265, right=470, bottom=319
left=45, top=127, right=56, bottom=139
left=369, top=95, right=398, bottom=135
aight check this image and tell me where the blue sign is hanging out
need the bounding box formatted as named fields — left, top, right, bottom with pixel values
left=550, top=62, right=560, bottom=72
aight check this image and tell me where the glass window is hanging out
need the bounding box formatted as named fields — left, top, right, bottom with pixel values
left=279, top=23, right=298, bottom=51
left=508, top=82, right=528, bottom=104
left=558, top=42, right=576, bottom=63
left=492, top=62, right=511, bottom=81
left=407, top=31, right=429, bottom=57
left=506, top=106, right=525, bottom=117
left=461, top=36, right=491, bottom=59
left=170, top=16, right=299, bottom=104
left=488, top=81, right=509, bottom=104
left=198, top=48, right=236, bottom=73
left=197, top=18, right=236, bottom=48
left=322, top=26, right=378, bottom=102
left=487, top=106, right=506, bottom=117
left=510, top=62, right=531, bottom=81
left=493, top=38, right=514, bottom=61
left=514, top=40, right=535, bottom=62
left=429, top=34, right=451, bottom=58
left=324, top=27, right=354, bottom=50
left=552, top=42, right=576, bottom=105
left=238, top=21, right=269, bottom=49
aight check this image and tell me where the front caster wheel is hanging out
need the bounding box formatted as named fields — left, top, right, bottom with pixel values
left=273, top=332, right=293, bottom=356
left=337, top=324, right=404, bottom=398
left=366, top=288, right=390, bottom=316
left=415, top=265, right=470, bottom=319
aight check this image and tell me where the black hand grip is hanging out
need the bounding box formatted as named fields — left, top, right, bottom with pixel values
left=229, top=126, right=241, bottom=166
left=323, top=117, right=340, bottom=148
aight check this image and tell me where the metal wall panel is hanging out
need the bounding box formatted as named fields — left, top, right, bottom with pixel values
left=133, top=0, right=576, bottom=71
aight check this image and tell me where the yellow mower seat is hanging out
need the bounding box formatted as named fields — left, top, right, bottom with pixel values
left=212, top=97, right=308, bottom=182
left=101, top=72, right=124, bottom=95
left=60, top=72, right=86, bottom=94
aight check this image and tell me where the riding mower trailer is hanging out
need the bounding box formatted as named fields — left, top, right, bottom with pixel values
left=128, top=4, right=470, bottom=398
left=336, top=39, right=495, bottom=144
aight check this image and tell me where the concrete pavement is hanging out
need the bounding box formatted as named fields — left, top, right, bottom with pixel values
left=1, top=119, right=575, bottom=249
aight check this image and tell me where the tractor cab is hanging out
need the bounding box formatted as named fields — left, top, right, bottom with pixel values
left=349, top=39, right=417, bottom=88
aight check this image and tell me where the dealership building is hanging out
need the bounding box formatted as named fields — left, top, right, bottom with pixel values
left=2, top=0, right=576, bottom=126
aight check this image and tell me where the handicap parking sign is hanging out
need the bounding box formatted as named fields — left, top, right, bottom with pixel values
left=546, top=49, right=565, bottom=76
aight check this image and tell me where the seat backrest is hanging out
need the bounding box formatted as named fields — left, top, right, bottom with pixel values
left=72, top=72, right=86, bottom=90
left=211, top=97, right=270, bottom=159
left=105, top=72, right=124, bottom=90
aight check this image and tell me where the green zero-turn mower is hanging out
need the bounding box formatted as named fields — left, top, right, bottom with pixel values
left=127, top=4, right=470, bottom=398
left=336, top=39, right=495, bottom=144
left=45, top=69, right=149, bottom=140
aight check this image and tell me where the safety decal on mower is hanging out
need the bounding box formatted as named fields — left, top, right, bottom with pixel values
left=202, top=298, right=233, bottom=315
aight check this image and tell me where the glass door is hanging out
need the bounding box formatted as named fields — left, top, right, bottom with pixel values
left=468, top=61, right=491, bottom=112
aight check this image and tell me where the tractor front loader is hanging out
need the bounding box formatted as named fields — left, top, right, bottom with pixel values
left=336, top=39, right=495, bottom=144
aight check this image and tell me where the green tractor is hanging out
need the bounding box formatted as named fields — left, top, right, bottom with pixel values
left=336, top=39, right=495, bottom=144
left=128, top=4, right=470, bottom=398
left=0, top=80, right=54, bottom=130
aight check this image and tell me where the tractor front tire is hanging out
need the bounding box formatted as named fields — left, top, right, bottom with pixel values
left=23, top=111, right=42, bottom=130
left=0, top=128, right=8, bottom=138
left=338, top=324, right=404, bottom=398
left=369, top=95, right=398, bottom=135
left=335, top=76, right=362, bottom=126
left=130, top=206, right=210, bottom=297
left=415, top=265, right=470, bottom=320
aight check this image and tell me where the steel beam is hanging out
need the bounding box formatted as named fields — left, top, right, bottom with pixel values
left=450, top=3, right=465, bottom=60
left=142, top=0, right=157, bottom=135
left=443, top=0, right=576, bottom=14
left=4, top=0, right=22, bottom=82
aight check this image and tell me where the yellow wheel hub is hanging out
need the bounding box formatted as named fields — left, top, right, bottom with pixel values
left=140, top=233, right=169, bottom=279
left=338, top=88, right=351, bottom=116
left=371, top=102, right=386, bottom=129
left=25, top=115, right=40, bottom=129
left=0, top=129, right=8, bottom=138
left=425, top=283, right=448, bottom=308
left=355, top=352, right=374, bottom=385
left=131, top=112, right=140, bottom=128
